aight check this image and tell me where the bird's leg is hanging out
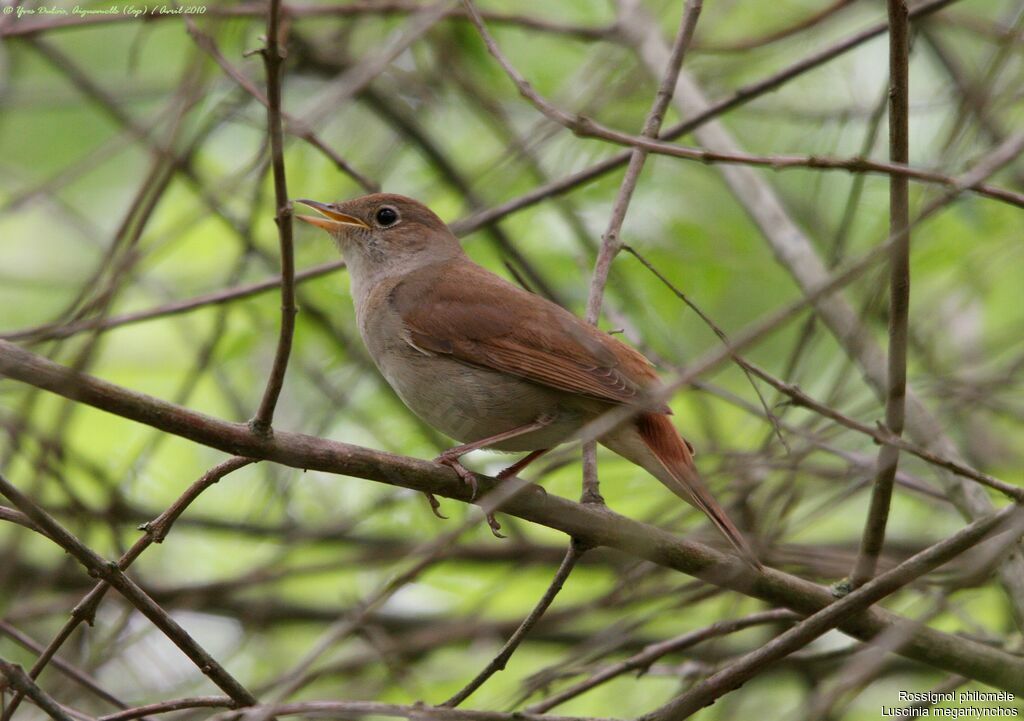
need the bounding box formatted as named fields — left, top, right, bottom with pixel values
left=433, top=416, right=554, bottom=537
left=433, top=415, right=554, bottom=500
left=434, top=413, right=557, bottom=536
left=496, top=448, right=551, bottom=480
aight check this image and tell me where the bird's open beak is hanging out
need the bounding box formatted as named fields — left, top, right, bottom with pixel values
left=294, top=199, right=370, bottom=232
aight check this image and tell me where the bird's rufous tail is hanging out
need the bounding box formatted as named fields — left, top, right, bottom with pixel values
left=603, top=412, right=761, bottom=569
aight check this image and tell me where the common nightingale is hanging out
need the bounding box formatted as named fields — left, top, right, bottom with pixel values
left=296, top=193, right=758, bottom=567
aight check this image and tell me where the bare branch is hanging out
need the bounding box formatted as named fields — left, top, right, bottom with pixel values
left=442, top=541, right=585, bottom=707
left=249, top=0, right=298, bottom=436
left=0, top=659, right=76, bottom=721
left=98, top=697, right=237, bottom=721
left=851, top=1, right=914, bottom=588
left=642, top=505, right=1024, bottom=720
left=527, top=609, right=798, bottom=712
left=2, top=340, right=1023, bottom=692
left=0, top=463, right=259, bottom=706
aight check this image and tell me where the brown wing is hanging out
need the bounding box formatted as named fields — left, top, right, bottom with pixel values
left=390, top=260, right=665, bottom=408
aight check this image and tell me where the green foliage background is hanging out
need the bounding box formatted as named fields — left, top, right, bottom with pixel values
left=1, top=0, right=1022, bottom=718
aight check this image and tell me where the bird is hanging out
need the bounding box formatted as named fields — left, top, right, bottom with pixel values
left=295, top=193, right=758, bottom=567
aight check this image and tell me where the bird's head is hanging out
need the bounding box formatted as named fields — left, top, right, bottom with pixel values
left=295, top=193, right=464, bottom=284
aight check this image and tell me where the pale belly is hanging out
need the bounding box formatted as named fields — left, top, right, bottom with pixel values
left=375, top=345, right=585, bottom=451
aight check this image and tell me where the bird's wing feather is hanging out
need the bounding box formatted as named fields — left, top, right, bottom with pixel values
left=391, top=260, right=665, bottom=408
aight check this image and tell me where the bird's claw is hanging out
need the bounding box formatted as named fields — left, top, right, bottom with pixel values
left=486, top=512, right=505, bottom=538
left=424, top=492, right=448, bottom=519
left=435, top=453, right=478, bottom=500
left=432, top=451, right=509, bottom=537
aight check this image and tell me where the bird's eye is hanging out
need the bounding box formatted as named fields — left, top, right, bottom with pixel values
left=375, top=206, right=399, bottom=227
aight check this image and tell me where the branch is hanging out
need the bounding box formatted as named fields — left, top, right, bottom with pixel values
left=0, top=659, right=75, bottom=721
left=642, top=505, right=1024, bottom=720
left=2, top=340, right=1024, bottom=692
left=249, top=0, right=296, bottom=436
left=451, top=0, right=967, bottom=237
left=1, top=260, right=346, bottom=343
left=616, top=0, right=1024, bottom=626
left=0, top=462, right=259, bottom=706
left=99, top=697, right=236, bottom=721
left=526, top=609, right=798, bottom=713
left=564, top=121, right=1024, bottom=210
left=441, top=541, right=585, bottom=707
left=850, top=0, right=912, bottom=589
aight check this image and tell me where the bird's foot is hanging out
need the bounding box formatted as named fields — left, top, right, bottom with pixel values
left=485, top=512, right=505, bottom=539
left=423, top=492, right=448, bottom=519
left=434, top=452, right=478, bottom=500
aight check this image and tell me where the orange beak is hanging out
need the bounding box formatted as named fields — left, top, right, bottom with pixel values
left=294, top=199, right=370, bottom=232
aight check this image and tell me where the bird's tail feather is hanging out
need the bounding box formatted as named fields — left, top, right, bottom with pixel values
left=609, top=412, right=761, bottom=569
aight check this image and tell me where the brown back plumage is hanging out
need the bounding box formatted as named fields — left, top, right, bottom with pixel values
left=391, top=258, right=668, bottom=409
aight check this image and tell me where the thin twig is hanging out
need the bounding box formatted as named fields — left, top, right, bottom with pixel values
left=583, top=0, right=704, bottom=325
left=640, top=505, right=1024, bottom=721
left=442, top=541, right=585, bottom=707
left=526, top=609, right=797, bottom=712
left=0, top=466, right=259, bottom=707
left=250, top=0, right=297, bottom=436
left=623, top=245, right=789, bottom=452
left=1, top=260, right=346, bottom=343
left=850, top=0, right=912, bottom=589
left=451, top=0, right=968, bottom=237
left=98, top=697, right=237, bottom=721
left=694, top=0, right=855, bottom=52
